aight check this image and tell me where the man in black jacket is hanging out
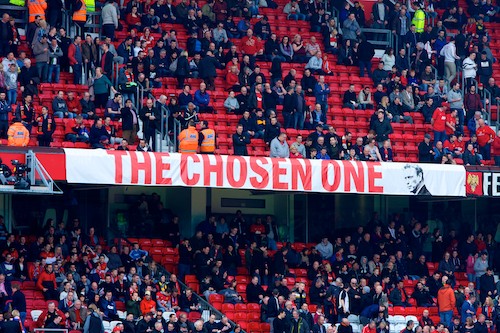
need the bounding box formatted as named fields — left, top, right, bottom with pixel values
left=357, top=37, right=375, bottom=78
left=199, top=50, right=221, bottom=90
left=300, top=69, right=317, bottom=97
left=264, top=117, right=281, bottom=145
left=232, top=124, right=251, bottom=156
left=371, top=110, right=393, bottom=145
left=89, top=118, right=110, bottom=148
left=139, top=98, right=160, bottom=151
left=246, top=275, right=265, bottom=303
left=418, top=134, right=435, bottom=162
left=0, top=14, right=13, bottom=57
left=273, top=310, right=289, bottom=333
left=120, top=99, right=139, bottom=145
left=18, top=59, right=40, bottom=97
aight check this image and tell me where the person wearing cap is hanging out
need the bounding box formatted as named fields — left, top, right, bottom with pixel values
left=478, top=52, right=493, bottom=86
left=140, top=290, right=156, bottom=315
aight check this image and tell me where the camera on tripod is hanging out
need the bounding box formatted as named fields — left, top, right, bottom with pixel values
left=11, top=160, right=31, bottom=190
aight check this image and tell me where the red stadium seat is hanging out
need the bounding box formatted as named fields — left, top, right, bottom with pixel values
left=209, top=294, right=224, bottom=303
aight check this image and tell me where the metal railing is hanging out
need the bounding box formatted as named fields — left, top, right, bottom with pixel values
left=497, top=100, right=500, bottom=127
left=483, top=86, right=492, bottom=124
left=0, top=5, right=28, bottom=29
left=84, top=12, right=102, bottom=35
left=113, top=235, right=239, bottom=327
left=359, top=28, right=393, bottom=49
left=461, top=75, right=478, bottom=95
left=34, top=329, right=68, bottom=333
left=156, top=100, right=181, bottom=153
left=430, top=64, right=438, bottom=83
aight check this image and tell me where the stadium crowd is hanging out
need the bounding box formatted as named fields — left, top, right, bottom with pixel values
left=0, top=0, right=499, bottom=163
left=0, top=204, right=498, bottom=333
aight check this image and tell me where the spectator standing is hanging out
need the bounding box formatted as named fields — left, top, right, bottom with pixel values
left=437, top=279, right=455, bottom=328
left=4, top=64, right=18, bottom=106
left=448, top=82, right=464, bottom=130
left=68, top=36, right=83, bottom=84
left=478, top=52, right=493, bottom=86
left=493, top=130, right=500, bottom=166
left=233, top=124, right=251, bottom=156
left=83, top=304, right=105, bottom=333
left=47, top=39, right=62, bottom=83
left=462, top=53, right=478, bottom=89
left=431, top=107, right=447, bottom=145
left=440, top=38, right=460, bottom=86
left=358, top=38, right=375, bottom=78
left=418, top=134, right=434, bottom=163
left=120, top=99, right=138, bottom=144
left=32, top=34, right=49, bottom=83
left=464, top=86, right=484, bottom=124
left=476, top=119, right=495, bottom=160
left=0, top=92, right=11, bottom=138
left=35, top=106, right=54, bottom=147
left=343, top=13, right=361, bottom=41
left=371, top=110, right=393, bottom=146
left=140, top=98, right=159, bottom=150
left=102, top=0, right=119, bottom=41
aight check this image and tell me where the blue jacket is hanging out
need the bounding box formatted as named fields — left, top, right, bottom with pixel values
left=461, top=301, right=475, bottom=323
left=101, top=298, right=117, bottom=318
left=314, top=83, right=330, bottom=104
left=0, top=100, right=12, bottom=122
left=130, top=249, right=148, bottom=261
left=467, top=118, right=478, bottom=134
left=194, top=90, right=210, bottom=107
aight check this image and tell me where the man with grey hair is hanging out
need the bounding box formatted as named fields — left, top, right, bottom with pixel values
left=291, top=310, right=309, bottom=333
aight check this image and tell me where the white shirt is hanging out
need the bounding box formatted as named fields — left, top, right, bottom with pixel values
left=440, top=42, right=459, bottom=63
left=462, top=57, right=477, bottom=78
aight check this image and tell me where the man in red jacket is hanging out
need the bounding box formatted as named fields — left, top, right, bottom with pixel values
left=35, top=301, right=66, bottom=329
left=476, top=119, right=496, bottom=160
left=36, top=265, right=58, bottom=300
left=68, top=36, right=83, bottom=84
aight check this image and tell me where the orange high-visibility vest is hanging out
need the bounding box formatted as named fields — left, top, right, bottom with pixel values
left=27, top=0, right=47, bottom=22
left=200, top=128, right=215, bottom=153
left=178, top=126, right=199, bottom=153
left=73, top=0, right=87, bottom=22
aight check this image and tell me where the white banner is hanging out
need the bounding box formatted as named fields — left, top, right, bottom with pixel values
left=64, top=149, right=466, bottom=196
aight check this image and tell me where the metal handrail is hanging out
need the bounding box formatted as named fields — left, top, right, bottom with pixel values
left=430, top=65, right=438, bottom=83
left=497, top=100, right=500, bottom=127
left=34, top=329, right=68, bottom=333
left=359, top=28, right=393, bottom=49
left=85, top=12, right=102, bottom=35
left=406, top=44, right=411, bottom=70
left=0, top=5, right=28, bottom=30
left=483, top=86, right=492, bottom=124
left=150, top=256, right=240, bottom=326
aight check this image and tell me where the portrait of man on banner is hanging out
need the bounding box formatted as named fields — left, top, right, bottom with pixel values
left=403, top=164, right=431, bottom=195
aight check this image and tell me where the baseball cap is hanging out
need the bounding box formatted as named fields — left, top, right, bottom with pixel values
left=424, top=134, right=431, bottom=139
left=145, top=291, right=151, bottom=296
